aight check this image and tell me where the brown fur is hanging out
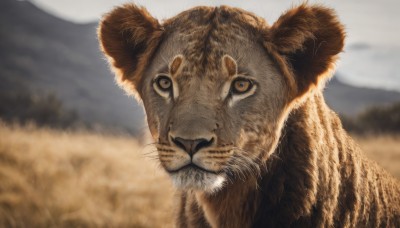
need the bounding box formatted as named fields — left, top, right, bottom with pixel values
left=98, top=3, right=400, bottom=227
left=184, top=94, right=400, bottom=227
left=266, top=4, right=345, bottom=98
left=98, top=4, right=163, bottom=96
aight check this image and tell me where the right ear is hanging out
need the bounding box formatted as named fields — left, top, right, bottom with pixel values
left=98, top=4, right=163, bottom=97
left=265, top=4, right=345, bottom=100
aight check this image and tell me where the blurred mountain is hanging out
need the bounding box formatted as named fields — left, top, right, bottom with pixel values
left=0, top=0, right=145, bottom=133
left=0, top=0, right=399, bottom=132
left=325, top=77, right=400, bottom=115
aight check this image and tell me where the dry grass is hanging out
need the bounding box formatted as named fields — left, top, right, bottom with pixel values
left=0, top=123, right=399, bottom=227
left=0, top=123, right=174, bottom=228
left=354, top=134, right=400, bottom=179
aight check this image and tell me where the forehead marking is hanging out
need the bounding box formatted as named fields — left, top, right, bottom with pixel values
left=169, top=55, right=185, bottom=100
left=222, top=55, right=238, bottom=77
left=169, top=55, right=184, bottom=76
left=220, top=55, right=238, bottom=100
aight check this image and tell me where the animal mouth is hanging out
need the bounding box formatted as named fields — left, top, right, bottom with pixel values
left=168, top=163, right=219, bottom=175
left=167, top=163, right=227, bottom=192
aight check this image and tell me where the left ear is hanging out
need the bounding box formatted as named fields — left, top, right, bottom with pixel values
left=267, top=4, right=345, bottom=97
left=98, top=4, right=163, bottom=97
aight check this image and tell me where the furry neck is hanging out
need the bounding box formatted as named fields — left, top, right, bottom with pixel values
left=187, top=91, right=399, bottom=227
left=196, top=91, right=349, bottom=227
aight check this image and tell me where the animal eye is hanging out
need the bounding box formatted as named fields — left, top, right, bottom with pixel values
left=231, top=78, right=253, bottom=94
left=155, top=75, right=172, bottom=91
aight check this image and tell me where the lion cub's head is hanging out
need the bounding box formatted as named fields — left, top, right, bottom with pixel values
left=99, top=4, right=344, bottom=192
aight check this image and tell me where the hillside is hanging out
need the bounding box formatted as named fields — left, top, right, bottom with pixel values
left=325, top=77, right=400, bottom=115
left=0, top=0, right=144, bottom=133
left=1, top=0, right=400, bottom=133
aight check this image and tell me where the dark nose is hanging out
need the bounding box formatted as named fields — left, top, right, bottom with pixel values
left=171, top=137, right=214, bottom=155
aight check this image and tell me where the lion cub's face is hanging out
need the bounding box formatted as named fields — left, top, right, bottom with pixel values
left=99, top=5, right=344, bottom=193
left=140, top=23, right=287, bottom=192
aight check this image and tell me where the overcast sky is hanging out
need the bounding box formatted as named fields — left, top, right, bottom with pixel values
left=30, top=0, right=400, bottom=47
left=28, top=0, right=400, bottom=90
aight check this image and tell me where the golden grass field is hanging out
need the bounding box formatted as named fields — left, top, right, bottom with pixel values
left=0, top=122, right=399, bottom=227
left=354, top=135, right=400, bottom=178
left=0, top=123, right=174, bottom=227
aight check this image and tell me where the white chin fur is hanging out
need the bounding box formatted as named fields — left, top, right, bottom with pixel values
left=170, top=168, right=226, bottom=193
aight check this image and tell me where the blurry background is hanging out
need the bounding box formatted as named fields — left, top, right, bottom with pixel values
left=0, top=0, right=399, bottom=227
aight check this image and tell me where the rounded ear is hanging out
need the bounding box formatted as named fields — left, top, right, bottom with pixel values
left=268, top=4, right=345, bottom=97
left=98, top=4, right=163, bottom=97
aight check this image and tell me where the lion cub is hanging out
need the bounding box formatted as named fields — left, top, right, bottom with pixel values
left=99, top=4, right=400, bottom=227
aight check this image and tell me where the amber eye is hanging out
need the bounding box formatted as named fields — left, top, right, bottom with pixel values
left=231, top=78, right=253, bottom=94
left=155, top=75, right=172, bottom=91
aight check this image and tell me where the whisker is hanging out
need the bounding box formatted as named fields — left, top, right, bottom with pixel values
left=142, top=150, right=158, bottom=156
left=222, top=146, right=265, bottom=182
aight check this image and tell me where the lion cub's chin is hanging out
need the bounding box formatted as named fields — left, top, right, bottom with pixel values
left=169, top=168, right=226, bottom=193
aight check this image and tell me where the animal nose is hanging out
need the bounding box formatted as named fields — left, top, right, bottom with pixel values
left=171, top=137, right=214, bottom=155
